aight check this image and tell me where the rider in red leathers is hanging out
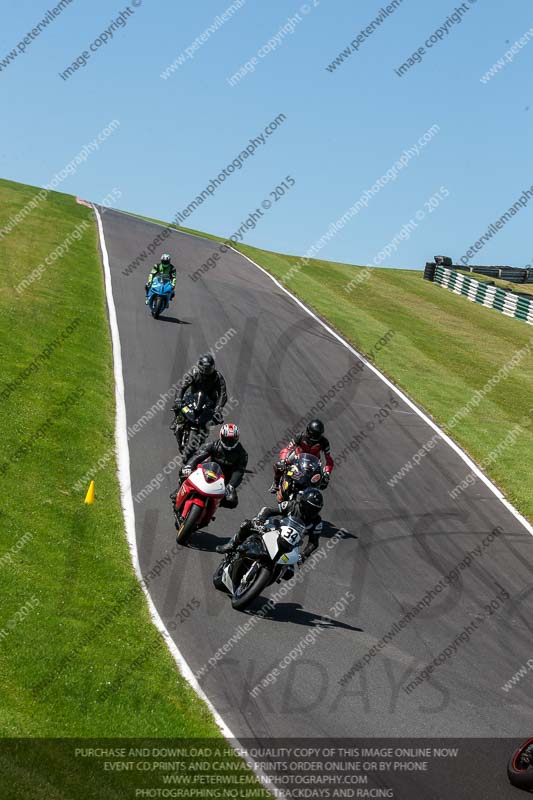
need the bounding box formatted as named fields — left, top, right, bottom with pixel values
left=270, top=419, right=334, bottom=493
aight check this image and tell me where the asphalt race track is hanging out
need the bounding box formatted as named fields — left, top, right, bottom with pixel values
left=99, top=207, right=533, bottom=798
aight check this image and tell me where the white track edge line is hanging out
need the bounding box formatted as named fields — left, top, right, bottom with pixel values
left=92, top=204, right=281, bottom=797
left=230, top=248, right=533, bottom=538
left=116, top=207, right=533, bottom=536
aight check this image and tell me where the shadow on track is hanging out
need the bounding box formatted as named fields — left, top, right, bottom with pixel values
left=182, top=528, right=227, bottom=552
left=321, top=520, right=358, bottom=542
left=157, top=315, right=192, bottom=324
left=244, top=601, right=363, bottom=631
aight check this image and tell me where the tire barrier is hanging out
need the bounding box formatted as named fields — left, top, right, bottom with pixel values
left=424, top=262, right=533, bottom=325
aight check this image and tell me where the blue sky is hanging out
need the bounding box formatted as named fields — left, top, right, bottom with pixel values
left=1, top=0, right=532, bottom=268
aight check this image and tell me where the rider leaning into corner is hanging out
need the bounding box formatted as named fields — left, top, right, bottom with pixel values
left=145, top=253, right=177, bottom=303
left=216, top=487, right=324, bottom=569
left=172, top=353, right=228, bottom=433
left=270, top=418, right=334, bottom=493
left=174, top=423, right=248, bottom=509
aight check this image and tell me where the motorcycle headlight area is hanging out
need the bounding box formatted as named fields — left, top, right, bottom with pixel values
left=240, top=535, right=266, bottom=557
left=277, top=535, right=295, bottom=554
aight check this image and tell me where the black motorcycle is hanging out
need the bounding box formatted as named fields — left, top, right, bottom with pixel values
left=172, top=391, right=214, bottom=455
left=276, top=452, right=324, bottom=507
left=213, top=515, right=304, bottom=611
left=508, top=739, right=533, bottom=790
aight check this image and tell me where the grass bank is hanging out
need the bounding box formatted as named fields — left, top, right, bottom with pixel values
left=0, top=178, right=270, bottom=797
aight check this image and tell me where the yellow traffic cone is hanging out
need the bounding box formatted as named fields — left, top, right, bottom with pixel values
left=84, top=480, right=95, bottom=504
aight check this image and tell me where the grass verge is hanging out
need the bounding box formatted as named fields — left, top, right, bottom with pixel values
left=0, top=179, right=271, bottom=797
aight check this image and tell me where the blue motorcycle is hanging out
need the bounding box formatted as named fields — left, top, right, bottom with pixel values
left=147, top=275, right=173, bottom=319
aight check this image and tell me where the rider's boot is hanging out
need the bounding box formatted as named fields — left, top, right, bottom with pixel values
left=216, top=535, right=239, bottom=555
left=270, top=462, right=284, bottom=493
left=216, top=520, right=251, bottom=554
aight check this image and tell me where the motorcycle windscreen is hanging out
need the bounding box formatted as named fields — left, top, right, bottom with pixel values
left=180, top=392, right=201, bottom=421
left=189, top=462, right=225, bottom=496
left=201, top=461, right=224, bottom=482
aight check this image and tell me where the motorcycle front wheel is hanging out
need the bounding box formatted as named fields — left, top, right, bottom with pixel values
left=153, top=296, right=165, bottom=318
left=176, top=503, right=203, bottom=545
left=508, top=739, right=533, bottom=789
left=231, top=563, right=272, bottom=611
left=213, top=561, right=229, bottom=593
left=176, top=426, right=190, bottom=454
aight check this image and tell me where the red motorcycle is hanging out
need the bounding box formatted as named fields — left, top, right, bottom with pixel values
left=174, top=461, right=226, bottom=544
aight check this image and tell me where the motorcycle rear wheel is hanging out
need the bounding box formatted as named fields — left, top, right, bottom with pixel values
left=176, top=503, right=203, bottom=545
left=231, top=564, right=272, bottom=611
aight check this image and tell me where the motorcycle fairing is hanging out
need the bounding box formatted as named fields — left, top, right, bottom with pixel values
left=188, top=462, right=225, bottom=497
left=262, top=529, right=299, bottom=565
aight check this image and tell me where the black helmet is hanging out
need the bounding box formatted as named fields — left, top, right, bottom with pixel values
left=161, top=253, right=171, bottom=265
left=306, top=419, right=324, bottom=443
left=296, top=488, right=323, bottom=523
left=197, top=353, right=215, bottom=376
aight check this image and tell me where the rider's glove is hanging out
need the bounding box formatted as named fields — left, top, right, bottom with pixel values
left=251, top=511, right=269, bottom=529
left=320, top=473, right=330, bottom=489
left=181, top=465, right=192, bottom=477
left=297, top=554, right=306, bottom=566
